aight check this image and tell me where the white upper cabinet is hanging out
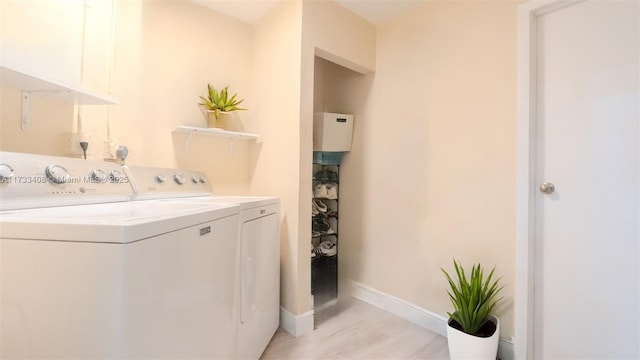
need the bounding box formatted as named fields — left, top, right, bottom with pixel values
left=1, top=0, right=85, bottom=86
left=0, top=0, right=115, bottom=102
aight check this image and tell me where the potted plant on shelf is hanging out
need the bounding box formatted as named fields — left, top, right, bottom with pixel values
left=441, top=259, right=503, bottom=360
left=198, top=84, right=246, bottom=129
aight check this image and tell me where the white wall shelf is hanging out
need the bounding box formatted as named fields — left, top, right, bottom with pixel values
left=0, top=65, right=116, bottom=130
left=0, top=65, right=116, bottom=104
left=173, top=125, right=260, bottom=141
left=173, top=125, right=260, bottom=154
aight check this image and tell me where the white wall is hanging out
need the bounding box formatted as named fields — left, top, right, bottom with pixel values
left=339, top=0, right=520, bottom=339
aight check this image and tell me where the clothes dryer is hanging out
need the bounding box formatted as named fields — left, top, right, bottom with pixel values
left=127, top=166, right=280, bottom=360
left=204, top=196, right=280, bottom=360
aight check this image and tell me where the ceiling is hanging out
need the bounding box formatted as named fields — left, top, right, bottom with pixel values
left=334, top=0, right=419, bottom=25
left=191, top=0, right=420, bottom=25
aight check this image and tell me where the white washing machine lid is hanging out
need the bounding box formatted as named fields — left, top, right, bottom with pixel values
left=150, top=196, right=279, bottom=210
left=0, top=201, right=240, bottom=243
left=193, top=196, right=279, bottom=210
left=150, top=196, right=279, bottom=209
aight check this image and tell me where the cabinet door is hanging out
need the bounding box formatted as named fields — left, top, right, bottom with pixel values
left=0, top=0, right=114, bottom=93
left=1, top=0, right=84, bottom=84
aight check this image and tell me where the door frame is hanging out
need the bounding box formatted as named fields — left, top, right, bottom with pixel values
left=515, top=0, right=585, bottom=358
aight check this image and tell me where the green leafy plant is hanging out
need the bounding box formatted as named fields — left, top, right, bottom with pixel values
left=199, top=84, right=246, bottom=119
left=441, top=259, right=503, bottom=336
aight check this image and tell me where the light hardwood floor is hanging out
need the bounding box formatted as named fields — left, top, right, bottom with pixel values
left=261, top=298, right=449, bottom=359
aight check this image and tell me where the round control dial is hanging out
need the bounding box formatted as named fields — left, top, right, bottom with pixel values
left=45, top=164, right=70, bottom=184
left=199, top=177, right=207, bottom=184
left=191, top=176, right=199, bottom=184
left=174, top=174, right=185, bottom=185
left=92, top=169, right=107, bottom=182
left=110, top=169, right=123, bottom=182
left=0, top=163, right=15, bottom=180
left=156, top=173, right=166, bottom=183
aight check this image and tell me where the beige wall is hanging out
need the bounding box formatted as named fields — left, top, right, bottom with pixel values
left=249, top=0, right=376, bottom=316
left=301, top=1, right=376, bottom=315
left=303, top=0, right=376, bottom=74
left=1, top=0, right=520, bottom=340
left=0, top=0, right=377, bottom=322
left=339, top=0, right=519, bottom=338
left=249, top=0, right=304, bottom=313
left=1, top=0, right=254, bottom=193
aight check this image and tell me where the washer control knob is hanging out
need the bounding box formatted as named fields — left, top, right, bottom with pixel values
left=92, top=169, right=107, bottom=182
left=174, top=174, right=185, bottom=185
left=199, top=177, right=207, bottom=184
left=0, top=163, right=15, bottom=180
left=109, top=169, right=124, bottom=182
left=191, top=176, right=199, bottom=184
left=156, top=173, right=166, bottom=183
left=45, top=164, right=70, bottom=184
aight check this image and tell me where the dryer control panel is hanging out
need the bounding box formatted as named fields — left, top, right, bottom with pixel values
left=0, top=152, right=132, bottom=210
left=127, top=166, right=212, bottom=200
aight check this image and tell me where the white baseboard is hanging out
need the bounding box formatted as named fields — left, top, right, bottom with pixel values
left=351, top=281, right=448, bottom=337
left=279, top=306, right=314, bottom=337
left=498, top=338, right=515, bottom=360
left=350, top=281, right=514, bottom=360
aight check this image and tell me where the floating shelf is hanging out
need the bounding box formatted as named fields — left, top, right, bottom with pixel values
left=0, top=65, right=116, bottom=105
left=1, top=64, right=116, bottom=130
left=173, top=125, right=260, bottom=141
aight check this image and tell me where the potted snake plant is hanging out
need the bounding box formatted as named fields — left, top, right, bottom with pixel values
left=198, top=84, right=246, bottom=128
left=441, top=259, right=503, bottom=359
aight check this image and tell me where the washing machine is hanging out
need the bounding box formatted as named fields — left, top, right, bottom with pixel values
left=0, top=152, right=241, bottom=359
left=127, top=166, right=280, bottom=360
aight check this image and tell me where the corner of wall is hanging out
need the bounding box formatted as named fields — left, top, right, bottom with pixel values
left=279, top=306, right=314, bottom=337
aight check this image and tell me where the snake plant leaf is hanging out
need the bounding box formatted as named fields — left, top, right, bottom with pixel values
left=208, top=85, right=219, bottom=104
left=220, top=86, right=228, bottom=103
left=441, top=259, right=503, bottom=336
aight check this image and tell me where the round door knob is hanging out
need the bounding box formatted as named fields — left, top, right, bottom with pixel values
left=539, top=182, right=555, bottom=194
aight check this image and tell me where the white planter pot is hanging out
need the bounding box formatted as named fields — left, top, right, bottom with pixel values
left=446, top=315, right=499, bottom=360
left=206, top=111, right=230, bottom=129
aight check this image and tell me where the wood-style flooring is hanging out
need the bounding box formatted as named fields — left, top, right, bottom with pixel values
left=261, top=298, right=449, bottom=359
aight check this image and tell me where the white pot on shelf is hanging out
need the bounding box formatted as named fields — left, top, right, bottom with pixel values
left=446, top=315, right=499, bottom=360
left=206, top=110, right=230, bottom=129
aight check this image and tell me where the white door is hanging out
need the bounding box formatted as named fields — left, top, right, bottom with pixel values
left=533, top=0, right=639, bottom=358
